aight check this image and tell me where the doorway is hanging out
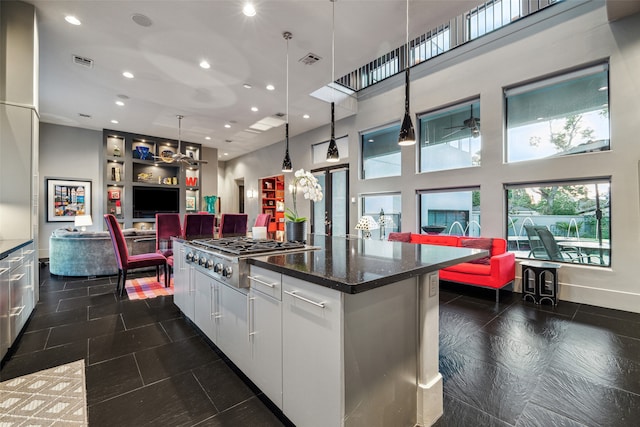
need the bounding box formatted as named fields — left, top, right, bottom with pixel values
left=311, top=165, right=349, bottom=236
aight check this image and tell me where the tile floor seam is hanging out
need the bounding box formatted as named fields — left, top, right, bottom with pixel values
left=443, top=391, right=516, bottom=426
left=191, top=370, right=221, bottom=414
left=132, top=352, right=145, bottom=387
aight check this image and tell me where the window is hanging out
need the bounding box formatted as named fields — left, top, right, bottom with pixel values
left=419, top=188, right=481, bottom=236
left=359, top=193, right=401, bottom=238
left=506, top=64, right=610, bottom=163
left=312, top=136, right=349, bottom=165
left=419, top=100, right=481, bottom=173
left=468, top=0, right=522, bottom=40
left=361, top=124, right=401, bottom=179
left=506, top=179, right=611, bottom=267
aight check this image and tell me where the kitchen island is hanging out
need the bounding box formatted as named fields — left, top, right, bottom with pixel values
left=173, top=235, right=487, bottom=427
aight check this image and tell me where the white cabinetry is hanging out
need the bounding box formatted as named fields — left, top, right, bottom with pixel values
left=193, top=269, right=216, bottom=340
left=248, top=266, right=283, bottom=409
left=173, top=241, right=194, bottom=319
left=1, top=242, right=36, bottom=362
left=217, top=284, right=250, bottom=374
left=282, top=276, right=343, bottom=427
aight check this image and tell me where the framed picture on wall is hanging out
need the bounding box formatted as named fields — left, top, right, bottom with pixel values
left=46, top=178, right=92, bottom=222
left=186, top=196, right=196, bottom=211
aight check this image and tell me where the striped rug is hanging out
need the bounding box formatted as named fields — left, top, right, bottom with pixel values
left=125, top=276, right=174, bottom=300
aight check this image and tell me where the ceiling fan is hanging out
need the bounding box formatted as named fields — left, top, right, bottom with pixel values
left=442, top=105, right=480, bottom=139
left=156, top=115, right=208, bottom=165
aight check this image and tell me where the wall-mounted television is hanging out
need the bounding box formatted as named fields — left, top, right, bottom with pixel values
left=133, top=186, right=180, bottom=218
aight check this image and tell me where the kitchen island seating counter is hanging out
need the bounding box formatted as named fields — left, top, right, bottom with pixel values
left=172, top=234, right=488, bottom=426
left=247, top=233, right=489, bottom=294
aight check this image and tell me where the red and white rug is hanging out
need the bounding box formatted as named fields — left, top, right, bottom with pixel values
left=125, top=276, right=174, bottom=300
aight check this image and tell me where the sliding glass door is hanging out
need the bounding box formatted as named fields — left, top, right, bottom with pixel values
left=311, top=165, right=349, bottom=236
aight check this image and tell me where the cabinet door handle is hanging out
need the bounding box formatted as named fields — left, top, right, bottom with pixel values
left=247, top=275, right=276, bottom=288
left=247, top=296, right=255, bottom=341
left=10, top=306, right=25, bottom=317
left=284, top=290, right=325, bottom=309
left=10, top=273, right=25, bottom=281
left=0, top=268, right=9, bottom=275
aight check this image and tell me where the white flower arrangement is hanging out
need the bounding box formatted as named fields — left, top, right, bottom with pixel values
left=285, top=169, right=323, bottom=223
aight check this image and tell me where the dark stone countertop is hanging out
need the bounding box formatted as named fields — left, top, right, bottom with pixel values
left=247, top=234, right=488, bottom=294
left=0, top=239, right=33, bottom=260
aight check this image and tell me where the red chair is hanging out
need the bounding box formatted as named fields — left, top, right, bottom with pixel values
left=104, top=214, right=168, bottom=296
left=184, top=213, right=215, bottom=239
left=156, top=213, right=182, bottom=273
left=254, top=213, right=271, bottom=227
left=219, top=213, right=248, bottom=237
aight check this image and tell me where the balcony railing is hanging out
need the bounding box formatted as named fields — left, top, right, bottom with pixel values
left=336, top=0, right=561, bottom=92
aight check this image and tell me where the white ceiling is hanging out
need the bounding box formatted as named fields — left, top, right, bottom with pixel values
left=28, top=0, right=486, bottom=159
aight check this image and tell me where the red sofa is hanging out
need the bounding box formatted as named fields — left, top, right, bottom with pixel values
left=389, top=233, right=516, bottom=301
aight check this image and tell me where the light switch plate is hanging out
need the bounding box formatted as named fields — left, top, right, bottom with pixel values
left=429, top=274, right=438, bottom=297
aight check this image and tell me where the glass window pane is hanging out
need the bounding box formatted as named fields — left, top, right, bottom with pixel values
left=360, top=193, right=401, bottom=239
left=506, top=65, right=610, bottom=163
left=419, top=101, right=481, bottom=172
left=331, top=169, right=348, bottom=236
left=506, top=179, right=610, bottom=267
left=361, top=125, right=401, bottom=179
left=419, top=189, right=480, bottom=236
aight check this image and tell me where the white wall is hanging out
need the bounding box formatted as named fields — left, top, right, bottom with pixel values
left=38, top=123, right=102, bottom=258
left=220, top=2, right=640, bottom=312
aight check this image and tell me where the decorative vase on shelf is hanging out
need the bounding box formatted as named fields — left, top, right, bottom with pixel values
left=285, top=221, right=307, bottom=243
left=204, top=195, right=218, bottom=214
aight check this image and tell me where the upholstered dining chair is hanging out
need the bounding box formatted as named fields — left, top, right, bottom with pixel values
left=219, top=213, right=249, bottom=237
left=156, top=213, right=182, bottom=275
left=254, top=213, right=271, bottom=228
left=104, top=214, right=168, bottom=296
left=184, top=213, right=216, bottom=239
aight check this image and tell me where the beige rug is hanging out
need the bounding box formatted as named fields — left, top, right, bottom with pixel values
left=0, top=359, right=87, bottom=426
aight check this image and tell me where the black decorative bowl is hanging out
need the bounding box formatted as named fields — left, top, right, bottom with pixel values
left=421, top=225, right=446, bottom=234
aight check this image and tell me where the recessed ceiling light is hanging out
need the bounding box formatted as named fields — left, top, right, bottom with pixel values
left=115, top=100, right=125, bottom=106
left=224, top=124, right=231, bottom=128
left=266, top=84, right=275, bottom=91
left=122, top=71, right=134, bottom=79
left=303, top=114, right=310, bottom=119
left=368, top=139, right=374, bottom=142
left=199, top=60, right=211, bottom=69
left=205, top=136, right=211, bottom=140
left=243, top=83, right=252, bottom=89
left=251, top=106, right=258, bottom=112
left=242, top=3, right=256, bottom=17
left=598, top=86, right=608, bottom=91
left=223, top=152, right=229, bottom=156
left=65, top=15, right=81, bottom=25
left=111, top=119, right=119, bottom=124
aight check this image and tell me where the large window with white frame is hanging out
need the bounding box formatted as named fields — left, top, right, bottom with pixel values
left=506, top=178, right=611, bottom=267
left=419, top=100, right=481, bottom=173
left=419, top=188, right=481, bottom=236
left=505, top=63, right=610, bottom=163
left=361, top=124, right=401, bottom=179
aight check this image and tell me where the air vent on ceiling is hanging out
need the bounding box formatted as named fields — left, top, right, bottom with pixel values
left=72, top=55, right=93, bottom=68
left=274, top=112, right=285, bottom=118
left=78, top=113, right=92, bottom=118
left=299, top=53, right=321, bottom=65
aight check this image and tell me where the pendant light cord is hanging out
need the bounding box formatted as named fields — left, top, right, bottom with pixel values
left=405, top=0, right=410, bottom=112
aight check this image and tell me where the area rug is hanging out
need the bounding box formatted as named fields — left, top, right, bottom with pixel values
left=125, top=276, right=174, bottom=300
left=0, top=359, right=87, bottom=426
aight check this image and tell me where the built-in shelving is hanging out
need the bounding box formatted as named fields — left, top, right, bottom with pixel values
left=103, top=129, right=202, bottom=229
left=260, top=175, right=285, bottom=239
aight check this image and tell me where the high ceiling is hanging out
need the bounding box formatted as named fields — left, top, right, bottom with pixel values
left=28, top=0, right=489, bottom=159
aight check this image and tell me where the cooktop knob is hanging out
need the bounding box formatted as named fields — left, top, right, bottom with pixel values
left=199, top=257, right=207, bottom=266
left=214, top=263, right=223, bottom=273
left=205, top=259, right=214, bottom=269
left=186, top=252, right=194, bottom=261
left=222, top=266, right=233, bottom=278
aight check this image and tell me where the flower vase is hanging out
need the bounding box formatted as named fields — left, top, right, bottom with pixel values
left=286, top=221, right=307, bottom=243
left=204, top=196, right=217, bottom=214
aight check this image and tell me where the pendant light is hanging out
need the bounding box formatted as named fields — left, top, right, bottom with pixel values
left=398, top=0, right=416, bottom=146
left=281, top=31, right=293, bottom=172
left=326, top=0, right=340, bottom=162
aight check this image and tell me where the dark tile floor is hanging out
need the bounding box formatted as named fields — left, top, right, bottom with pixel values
left=2, top=269, right=640, bottom=426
